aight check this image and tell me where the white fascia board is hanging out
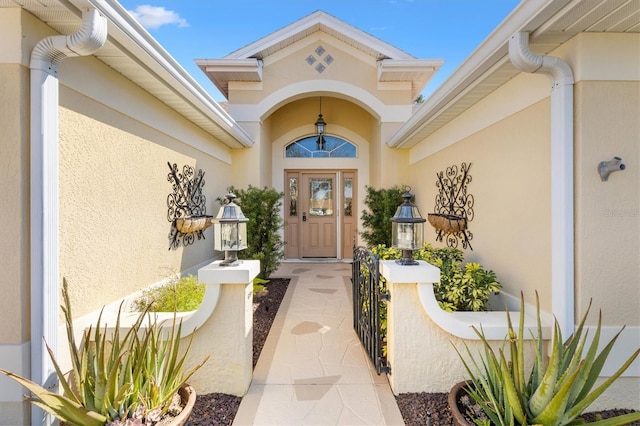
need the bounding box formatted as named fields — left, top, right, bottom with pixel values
left=86, top=0, right=253, bottom=148
left=378, top=59, right=445, bottom=73
left=225, top=10, right=415, bottom=60
left=387, top=0, right=568, bottom=148
left=197, top=58, right=263, bottom=80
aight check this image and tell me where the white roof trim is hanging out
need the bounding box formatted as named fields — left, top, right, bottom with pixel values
left=225, top=10, right=416, bottom=60
left=387, top=0, right=572, bottom=149
left=85, top=0, right=254, bottom=148
left=197, top=58, right=263, bottom=81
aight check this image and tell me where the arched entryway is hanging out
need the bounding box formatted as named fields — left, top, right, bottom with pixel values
left=270, top=96, right=373, bottom=261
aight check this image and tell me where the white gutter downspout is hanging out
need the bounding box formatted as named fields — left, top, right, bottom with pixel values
left=30, top=8, right=107, bottom=425
left=509, top=32, right=575, bottom=338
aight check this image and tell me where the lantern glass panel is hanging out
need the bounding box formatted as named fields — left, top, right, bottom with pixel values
left=392, top=222, right=424, bottom=250
left=237, top=222, right=247, bottom=250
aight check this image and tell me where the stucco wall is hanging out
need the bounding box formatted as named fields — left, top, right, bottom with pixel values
left=0, top=63, right=30, bottom=344
left=574, top=80, right=639, bottom=325
left=408, top=100, right=552, bottom=308
left=569, top=33, right=640, bottom=329
left=58, top=90, right=232, bottom=318
left=230, top=33, right=411, bottom=106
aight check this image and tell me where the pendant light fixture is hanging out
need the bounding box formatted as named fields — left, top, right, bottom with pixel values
left=315, top=97, right=326, bottom=150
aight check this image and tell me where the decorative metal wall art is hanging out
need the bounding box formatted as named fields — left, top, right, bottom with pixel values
left=167, top=162, right=213, bottom=249
left=428, top=162, right=474, bottom=250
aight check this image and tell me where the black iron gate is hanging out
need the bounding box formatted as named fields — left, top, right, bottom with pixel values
left=352, top=246, right=390, bottom=374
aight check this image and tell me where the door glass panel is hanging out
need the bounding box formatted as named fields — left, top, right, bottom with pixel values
left=309, top=178, right=333, bottom=216
left=344, top=178, right=353, bottom=217
left=289, top=177, right=298, bottom=216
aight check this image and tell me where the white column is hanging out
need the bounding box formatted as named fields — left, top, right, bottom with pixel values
left=191, top=260, right=260, bottom=396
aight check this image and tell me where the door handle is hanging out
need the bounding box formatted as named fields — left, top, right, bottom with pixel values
left=302, top=212, right=307, bottom=222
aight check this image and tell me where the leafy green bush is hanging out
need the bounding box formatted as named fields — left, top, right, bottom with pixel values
left=223, top=186, right=285, bottom=279
left=360, top=185, right=407, bottom=247
left=372, top=244, right=500, bottom=312
left=0, top=279, right=207, bottom=426
left=456, top=293, right=640, bottom=426
left=134, top=274, right=205, bottom=312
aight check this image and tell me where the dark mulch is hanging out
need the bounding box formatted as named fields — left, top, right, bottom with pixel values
left=395, top=392, right=452, bottom=425
left=186, top=277, right=638, bottom=426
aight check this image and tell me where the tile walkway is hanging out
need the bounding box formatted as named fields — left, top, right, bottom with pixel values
left=232, top=261, right=405, bottom=425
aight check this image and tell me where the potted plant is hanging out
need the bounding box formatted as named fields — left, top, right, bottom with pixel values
left=452, top=292, right=640, bottom=426
left=0, top=279, right=208, bottom=426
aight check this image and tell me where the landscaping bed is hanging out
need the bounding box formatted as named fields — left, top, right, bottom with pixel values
left=185, top=277, right=638, bottom=426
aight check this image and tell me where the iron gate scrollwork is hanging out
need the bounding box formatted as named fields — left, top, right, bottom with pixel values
left=352, top=246, right=390, bottom=375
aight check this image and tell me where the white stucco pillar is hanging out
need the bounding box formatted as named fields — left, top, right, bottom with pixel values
left=381, top=260, right=441, bottom=394
left=189, top=260, right=259, bottom=396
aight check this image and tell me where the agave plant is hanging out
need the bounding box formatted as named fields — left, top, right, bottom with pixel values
left=0, top=279, right=208, bottom=426
left=455, top=292, right=640, bottom=426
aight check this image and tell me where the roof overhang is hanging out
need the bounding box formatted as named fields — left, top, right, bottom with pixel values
left=195, top=58, right=263, bottom=101
left=387, top=0, right=640, bottom=149
left=223, top=10, right=417, bottom=61
left=378, top=59, right=444, bottom=99
left=198, top=10, right=439, bottom=99
left=0, top=0, right=254, bottom=148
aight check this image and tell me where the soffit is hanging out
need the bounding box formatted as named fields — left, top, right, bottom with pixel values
left=391, top=0, right=640, bottom=149
left=0, top=0, right=252, bottom=148
left=197, top=10, right=442, bottom=99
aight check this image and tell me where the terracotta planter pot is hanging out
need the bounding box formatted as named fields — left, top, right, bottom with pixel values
left=448, top=381, right=474, bottom=426
left=59, top=385, right=196, bottom=426
left=171, top=384, right=197, bottom=426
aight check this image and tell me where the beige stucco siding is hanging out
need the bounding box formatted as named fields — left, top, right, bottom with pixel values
left=231, top=33, right=409, bottom=106
left=408, top=101, right=552, bottom=308
left=229, top=33, right=412, bottom=107
left=0, top=63, right=30, bottom=344
left=59, top=92, right=231, bottom=318
left=574, top=80, right=640, bottom=326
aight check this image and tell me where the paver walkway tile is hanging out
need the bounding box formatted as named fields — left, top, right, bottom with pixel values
left=233, top=262, right=405, bottom=426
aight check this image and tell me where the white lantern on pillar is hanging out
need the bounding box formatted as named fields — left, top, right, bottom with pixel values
left=213, top=193, right=248, bottom=266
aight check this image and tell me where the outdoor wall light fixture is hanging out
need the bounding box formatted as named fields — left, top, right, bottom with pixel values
left=598, top=156, right=625, bottom=181
left=213, top=193, right=249, bottom=266
left=390, top=187, right=426, bottom=266
left=315, top=97, right=326, bottom=151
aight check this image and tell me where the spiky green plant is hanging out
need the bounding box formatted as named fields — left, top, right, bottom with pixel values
left=0, top=279, right=208, bottom=426
left=455, top=293, right=640, bottom=426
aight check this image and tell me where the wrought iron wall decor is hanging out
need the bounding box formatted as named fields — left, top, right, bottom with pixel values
left=428, top=162, right=474, bottom=250
left=167, top=162, right=213, bottom=249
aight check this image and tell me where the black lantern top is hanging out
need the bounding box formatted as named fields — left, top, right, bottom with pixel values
left=215, top=193, right=249, bottom=224
left=390, top=189, right=426, bottom=225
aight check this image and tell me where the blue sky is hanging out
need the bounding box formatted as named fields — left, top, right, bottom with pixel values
left=117, top=0, right=521, bottom=101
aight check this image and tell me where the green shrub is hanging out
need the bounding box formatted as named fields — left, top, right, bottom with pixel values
left=360, top=185, right=407, bottom=247
left=456, top=293, right=640, bottom=426
left=372, top=244, right=500, bottom=312
left=134, top=274, right=205, bottom=312
left=223, top=186, right=285, bottom=279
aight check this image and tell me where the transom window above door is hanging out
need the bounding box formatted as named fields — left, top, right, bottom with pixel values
left=285, top=135, right=357, bottom=158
